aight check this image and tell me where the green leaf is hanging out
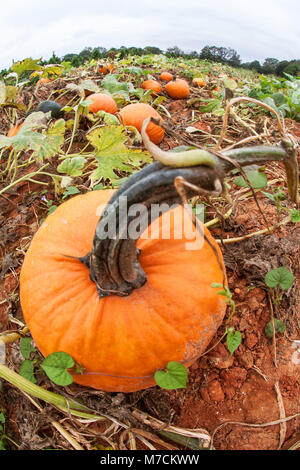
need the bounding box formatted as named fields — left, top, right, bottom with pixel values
left=290, top=209, right=300, bottom=223
left=272, top=92, right=287, bottom=106
left=101, top=74, right=131, bottom=100
left=20, top=337, right=36, bottom=359
left=234, top=169, right=267, bottom=189
left=198, top=99, right=221, bottom=114
left=0, top=413, right=5, bottom=424
left=226, top=330, right=242, bottom=355
left=2, top=115, right=66, bottom=161
left=264, top=318, right=286, bottom=338
left=20, top=360, right=37, bottom=383
left=40, top=351, right=74, bottom=386
left=223, top=77, right=238, bottom=91
left=96, top=111, right=120, bottom=124
left=62, top=186, right=81, bottom=199
left=66, top=79, right=99, bottom=98
left=123, top=66, right=143, bottom=75
left=87, top=125, right=150, bottom=182
left=154, top=361, right=187, bottom=390
left=264, top=266, right=294, bottom=291
left=57, top=156, right=87, bottom=177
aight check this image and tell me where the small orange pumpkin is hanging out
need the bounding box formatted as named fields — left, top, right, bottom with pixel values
left=192, top=77, right=205, bottom=88
left=87, top=93, right=118, bottom=114
left=36, top=77, right=52, bottom=87
left=119, top=103, right=164, bottom=144
left=165, top=79, right=190, bottom=99
left=98, top=63, right=114, bottom=74
left=141, top=79, right=162, bottom=95
left=7, top=123, right=23, bottom=150
left=159, top=71, right=173, bottom=82
left=7, top=123, right=23, bottom=138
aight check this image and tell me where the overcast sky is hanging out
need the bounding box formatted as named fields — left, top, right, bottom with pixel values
left=1, top=0, right=299, bottom=70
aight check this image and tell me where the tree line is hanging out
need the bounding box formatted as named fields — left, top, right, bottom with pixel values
left=57, top=45, right=300, bottom=77
left=2, top=45, right=300, bottom=78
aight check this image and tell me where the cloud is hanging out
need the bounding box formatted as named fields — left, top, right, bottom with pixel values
left=1, top=0, right=299, bottom=69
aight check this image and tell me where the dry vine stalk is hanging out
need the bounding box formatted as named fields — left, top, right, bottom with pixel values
left=141, top=115, right=299, bottom=203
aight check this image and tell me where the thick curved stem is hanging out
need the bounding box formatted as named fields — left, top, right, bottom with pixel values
left=83, top=139, right=298, bottom=298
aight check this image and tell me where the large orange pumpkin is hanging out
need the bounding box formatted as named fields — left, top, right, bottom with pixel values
left=119, top=103, right=164, bottom=144
left=20, top=161, right=227, bottom=393
left=87, top=93, right=118, bottom=114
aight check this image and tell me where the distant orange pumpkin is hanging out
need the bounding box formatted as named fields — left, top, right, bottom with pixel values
left=165, top=79, right=190, bottom=99
left=192, top=77, right=205, bottom=87
left=98, top=63, right=114, bottom=74
left=119, top=102, right=165, bottom=144
left=7, top=123, right=23, bottom=138
left=87, top=93, right=118, bottom=114
left=141, top=79, right=162, bottom=94
left=159, top=71, right=173, bottom=82
left=36, top=78, right=52, bottom=87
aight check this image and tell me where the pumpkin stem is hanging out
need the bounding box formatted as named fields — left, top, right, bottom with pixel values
left=86, top=162, right=222, bottom=297
left=85, top=127, right=298, bottom=298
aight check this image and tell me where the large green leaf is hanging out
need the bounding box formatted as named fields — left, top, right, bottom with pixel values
left=0, top=115, right=65, bottom=160
left=87, top=125, right=150, bottom=182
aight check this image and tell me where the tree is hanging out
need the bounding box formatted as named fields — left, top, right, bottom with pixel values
left=241, top=60, right=262, bottom=73
left=166, top=46, right=184, bottom=57
left=78, top=47, right=93, bottom=62
left=143, top=46, right=163, bottom=55
left=261, top=58, right=279, bottom=74
left=282, top=60, right=300, bottom=76
left=224, top=48, right=241, bottom=67
left=71, top=55, right=82, bottom=67
left=48, top=51, right=61, bottom=64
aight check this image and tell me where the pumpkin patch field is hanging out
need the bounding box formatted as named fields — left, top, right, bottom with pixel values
left=0, top=54, right=299, bottom=451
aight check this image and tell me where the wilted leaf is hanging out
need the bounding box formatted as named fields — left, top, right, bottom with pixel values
left=265, top=318, right=286, bottom=338
left=0, top=82, right=6, bottom=104
left=11, top=58, right=43, bottom=77
left=66, top=79, right=99, bottom=98
left=2, top=116, right=65, bottom=160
